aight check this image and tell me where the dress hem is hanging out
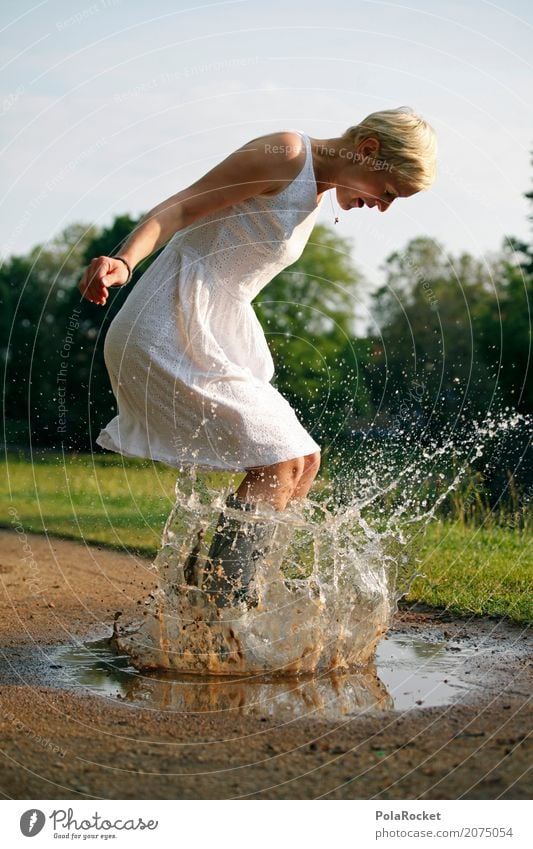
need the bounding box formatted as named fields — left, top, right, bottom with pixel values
left=95, top=429, right=320, bottom=474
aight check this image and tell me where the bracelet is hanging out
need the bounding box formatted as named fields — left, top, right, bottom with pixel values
left=111, top=255, right=133, bottom=284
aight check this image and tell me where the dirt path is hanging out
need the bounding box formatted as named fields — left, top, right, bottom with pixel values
left=0, top=529, right=530, bottom=800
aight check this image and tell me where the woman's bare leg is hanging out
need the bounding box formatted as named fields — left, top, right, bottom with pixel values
left=288, top=451, right=321, bottom=502
left=235, top=456, right=305, bottom=510
left=203, top=456, right=311, bottom=605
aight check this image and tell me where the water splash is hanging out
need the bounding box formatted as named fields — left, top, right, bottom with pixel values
left=114, top=489, right=394, bottom=674
left=113, top=410, right=529, bottom=675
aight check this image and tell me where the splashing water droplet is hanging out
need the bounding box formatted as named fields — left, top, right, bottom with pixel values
left=113, top=411, right=530, bottom=676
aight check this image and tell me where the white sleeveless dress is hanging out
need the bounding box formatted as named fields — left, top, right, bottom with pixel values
left=96, top=131, right=325, bottom=472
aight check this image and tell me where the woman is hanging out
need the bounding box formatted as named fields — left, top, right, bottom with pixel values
left=78, top=106, right=437, bottom=608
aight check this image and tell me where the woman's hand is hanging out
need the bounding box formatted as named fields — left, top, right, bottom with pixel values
left=77, top=256, right=130, bottom=306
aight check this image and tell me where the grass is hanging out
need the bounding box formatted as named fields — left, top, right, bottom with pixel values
left=405, top=522, right=531, bottom=624
left=2, top=451, right=239, bottom=554
left=2, top=452, right=531, bottom=624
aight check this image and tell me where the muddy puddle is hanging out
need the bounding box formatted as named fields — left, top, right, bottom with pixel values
left=14, top=622, right=519, bottom=721
left=95, top=412, right=529, bottom=681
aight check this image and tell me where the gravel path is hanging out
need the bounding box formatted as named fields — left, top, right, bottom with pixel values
left=0, top=529, right=530, bottom=800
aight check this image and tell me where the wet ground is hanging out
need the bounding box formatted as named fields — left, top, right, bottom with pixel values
left=0, top=529, right=531, bottom=799
left=21, top=623, right=521, bottom=719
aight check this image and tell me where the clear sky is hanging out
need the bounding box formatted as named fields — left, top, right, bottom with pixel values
left=1, top=0, right=532, bottom=302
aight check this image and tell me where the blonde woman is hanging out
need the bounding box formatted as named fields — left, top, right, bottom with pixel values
left=78, top=106, right=437, bottom=608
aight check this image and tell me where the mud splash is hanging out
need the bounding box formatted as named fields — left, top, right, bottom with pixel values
left=112, top=411, right=528, bottom=676
left=113, top=491, right=395, bottom=674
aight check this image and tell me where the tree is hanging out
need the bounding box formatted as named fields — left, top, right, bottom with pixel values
left=489, top=148, right=533, bottom=413
left=366, top=236, right=506, bottom=433
left=1, top=214, right=146, bottom=450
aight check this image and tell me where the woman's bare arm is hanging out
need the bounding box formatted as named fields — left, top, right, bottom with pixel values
left=117, top=131, right=304, bottom=268
left=78, top=131, right=305, bottom=305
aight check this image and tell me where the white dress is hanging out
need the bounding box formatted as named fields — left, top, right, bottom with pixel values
left=96, top=131, right=325, bottom=472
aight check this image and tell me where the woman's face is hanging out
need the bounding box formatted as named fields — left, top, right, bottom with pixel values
left=334, top=138, right=416, bottom=212
left=335, top=165, right=415, bottom=212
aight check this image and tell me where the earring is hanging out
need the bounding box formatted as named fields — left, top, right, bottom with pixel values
left=329, top=192, right=340, bottom=224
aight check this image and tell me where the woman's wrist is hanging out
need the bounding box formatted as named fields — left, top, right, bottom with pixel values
left=111, top=255, right=133, bottom=284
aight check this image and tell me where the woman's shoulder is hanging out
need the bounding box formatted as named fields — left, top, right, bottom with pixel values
left=244, top=130, right=305, bottom=164
left=241, top=130, right=307, bottom=192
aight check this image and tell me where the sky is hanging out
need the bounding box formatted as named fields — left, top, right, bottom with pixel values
left=1, top=0, right=532, bottom=307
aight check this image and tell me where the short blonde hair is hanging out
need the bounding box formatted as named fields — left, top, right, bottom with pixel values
left=341, top=106, right=437, bottom=191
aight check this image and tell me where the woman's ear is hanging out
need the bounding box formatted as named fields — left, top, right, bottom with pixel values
left=357, top=136, right=380, bottom=161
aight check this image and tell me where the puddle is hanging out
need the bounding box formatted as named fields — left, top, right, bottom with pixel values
left=376, top=634, right=477, bottom=710
left=44, top=630, right=482, bottom=719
